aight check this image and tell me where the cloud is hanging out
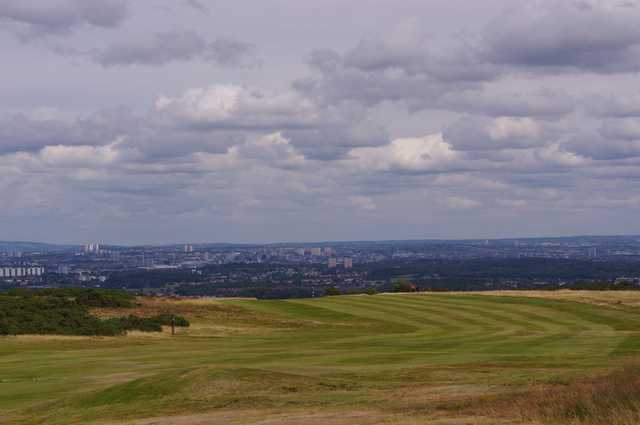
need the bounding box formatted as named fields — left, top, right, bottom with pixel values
left=440, top=87, right=575, bottom=117
left=348, top=134, right=458, bottom=173
left=298, top=2, right=640, bottom=115
left=90, top=31, right=258, bottom=67
left=5, top=1, right=640, bottom=242
left=342, top=19, right=495, bottom=82
left=0, top=0, right=128, bottom=38
left=443, top=196, right=482, bottom=210
left=153, top=85, right=388, bottom=160
left=443, top=116, right=545, bottom=151
left=562, top=129, right=640, bottom=160
left=185, top=0, right=209, bottom=15
left=230, top=132, right=306, bottom=170
left=600, top=118, right=640, bottom=140
left=587, top=93, right=640, bottom=117
left=496, top=199, right=528, bottom=209
left=483, top=1, right=640, bottom=73
left=0, top=108, right=132, bottom=154
left=155, top=84, right=319, bottom=130
left=350, top=196, right=376, bottom=211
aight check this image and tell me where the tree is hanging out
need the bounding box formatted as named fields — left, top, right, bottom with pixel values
left=393, top=279, right=417, bottom=293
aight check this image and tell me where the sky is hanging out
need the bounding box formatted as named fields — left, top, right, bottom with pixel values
left=1, top=0, right=640, bottom=245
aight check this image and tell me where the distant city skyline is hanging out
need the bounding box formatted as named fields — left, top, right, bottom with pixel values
left=1, top=233, right=640, bottom=249
left=2, top=1, right=640, bottom=244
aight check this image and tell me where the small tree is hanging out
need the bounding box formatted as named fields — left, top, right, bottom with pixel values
left=393, top=279, right=417, bottom=293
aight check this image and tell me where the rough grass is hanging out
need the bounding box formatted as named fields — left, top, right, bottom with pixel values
left=484, top=363, right=640, bottom=425
left=2, top=292, right=640, bottom=424
left=461, top=290, right=640, bottom=310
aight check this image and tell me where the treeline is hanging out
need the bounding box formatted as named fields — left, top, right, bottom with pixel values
left=367, top=258, right=640, bottom=287
left=173, top=283, right=315, bottom=299
left=5, top=287, right=136, bottom=307
left=104, top=270, right=206, bottom=290
left=0, top=289, right=189, bottom=336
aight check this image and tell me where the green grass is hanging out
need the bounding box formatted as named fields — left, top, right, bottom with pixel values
left=2, top=293, right=640, bottom=424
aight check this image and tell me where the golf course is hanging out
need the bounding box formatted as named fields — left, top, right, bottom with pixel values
left=3, top=291, right=640, bottom=424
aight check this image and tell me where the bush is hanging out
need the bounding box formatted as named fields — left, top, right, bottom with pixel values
left=0, top=291, right=187, bottom=336
left=0, top=295, right=125, bottom=336
left=3, top=288, right=135, bottom=308
left=73, top=289, right=135, bottom=308
left=393, top=279, right=417, bottom=293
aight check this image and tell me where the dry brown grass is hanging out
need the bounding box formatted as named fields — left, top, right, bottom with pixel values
left=1, top=334, right=106, bottom=341
left=481, top=364, right=640, bottom=425
left=100, top=409, right=517, bottom=425
left=90, top=297, right=233, bottom=319
left=90, top=297, right=315, bottom=337
left=452, top=290, right=640, bottom=310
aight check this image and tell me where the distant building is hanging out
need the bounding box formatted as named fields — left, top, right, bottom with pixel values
left=343, top=258, right=353, bottom=269
left=323, top=247, right=333, bottom=257
left=84, top=243, right=101, bottom=254
left=0, top=266, right=44, bottom=278
left=184, top=244, right=194, bottom=253
left=310, top=247, right=322, bottom=256
left=328, top=257, right=337, bottom=268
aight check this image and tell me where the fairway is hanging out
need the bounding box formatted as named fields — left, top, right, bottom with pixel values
left=2, top=293, right=640, bottom=424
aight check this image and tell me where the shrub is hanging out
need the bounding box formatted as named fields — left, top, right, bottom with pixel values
left=393, top=279, right=417, bottom=292
left=0, top=291, right=187, bottom=336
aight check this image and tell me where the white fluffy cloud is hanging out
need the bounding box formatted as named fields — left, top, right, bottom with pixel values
left=349, top=134, right=458, bottom=172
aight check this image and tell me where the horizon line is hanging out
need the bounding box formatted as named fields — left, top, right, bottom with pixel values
left=2, top=233, right=639, bottom=248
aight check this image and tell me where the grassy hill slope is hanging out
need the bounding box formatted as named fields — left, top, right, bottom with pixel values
left=2, top=293, right=640, bottom=424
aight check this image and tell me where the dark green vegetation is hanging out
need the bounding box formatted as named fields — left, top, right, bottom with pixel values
left=368, top=258, right=640, bottom=290
left=2, top=293, right=640, bottom=424
left=0, top=289, right=189, bottom=336
left=5, top=287, right=136, bottom=308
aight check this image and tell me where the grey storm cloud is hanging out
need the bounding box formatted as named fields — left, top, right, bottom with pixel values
left=342, top=29, right=496, bottom=83
left=600, top=118, right=640, bottom=141
left=0, top=108, right=134, bottom=154
left=93, top=31, right=258, bottom=67
left=184, top=0, right=210, bottom=15
left=483, top=1, right=640, bottom=73
left=439, top=88, right=576, bottom=118
left=587, top=93, right=640, bottom=117
left=0, top=0, right=128, bottom=37
left=298, top=52, right=475, bottom=108
left=561, top=129, right=640, bottom=160
left=299, top=1, right=640, bottom=111
left=443, top=116, right=547, bottom=152
left=284, top=119, right=389, bottom=161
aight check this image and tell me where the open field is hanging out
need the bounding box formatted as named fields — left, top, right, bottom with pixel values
left=2, top=292, right=640, bottom=424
